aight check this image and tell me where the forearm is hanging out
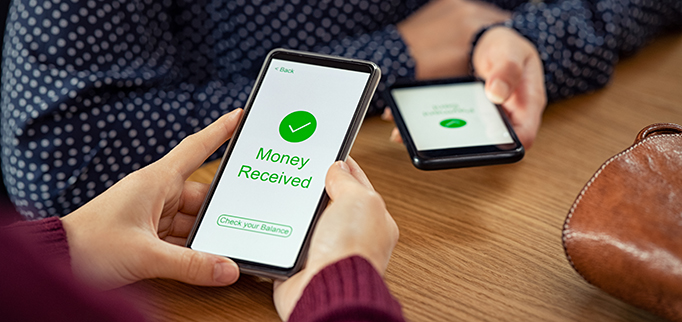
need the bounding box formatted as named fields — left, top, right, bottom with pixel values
left=289, top=255, right=405, bottom=322
left=502, top=0, right=681, bottom=101
left=1, top=0, right=231, bottom=219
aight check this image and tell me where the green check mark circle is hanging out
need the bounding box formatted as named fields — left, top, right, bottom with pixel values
left=440, top=118, right=467, bottom=128
left=279, top=111, right=317, bottom=143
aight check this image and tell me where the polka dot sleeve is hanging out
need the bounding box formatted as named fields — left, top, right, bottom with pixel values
left=1, top=0, right=422, bottom=219
left=504, top=0, right=682, bottom=101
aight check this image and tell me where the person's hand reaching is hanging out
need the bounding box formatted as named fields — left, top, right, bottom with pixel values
left=61, top=109, right=244, bottom=290
left=273, top=158, right=399, bottom=321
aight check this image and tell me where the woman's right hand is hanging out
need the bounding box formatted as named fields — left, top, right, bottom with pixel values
left=272, top=157, right=399, bottom=321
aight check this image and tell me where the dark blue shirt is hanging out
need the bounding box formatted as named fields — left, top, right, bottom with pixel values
left=1, top=0, right=680, bottom=218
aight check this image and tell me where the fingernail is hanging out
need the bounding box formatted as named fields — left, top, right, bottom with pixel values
left=337, top=161, right=350, bottom=172
left=214, top=261, right=239, bottom=284
left=229, top=108, right=243, bottom=118
left=389, top=129, right=399, bottom=142
left=487, top=79, right=510, bottom=104
left=381, top=108, right=391, bottom=121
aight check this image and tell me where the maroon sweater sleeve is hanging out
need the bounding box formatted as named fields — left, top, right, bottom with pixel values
left=289, top=256, right=406, bottom=322
left=0, top=217, right=146, bottom=322
left=6, top=216, right=71, bottom=264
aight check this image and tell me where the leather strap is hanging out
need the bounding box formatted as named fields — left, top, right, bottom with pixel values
left=634, top=122, right=682, bottom=143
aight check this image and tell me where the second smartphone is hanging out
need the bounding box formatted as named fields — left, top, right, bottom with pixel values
left=384, top=77, right=524, bottom=170
left=186, top=49, right=380, bottom=279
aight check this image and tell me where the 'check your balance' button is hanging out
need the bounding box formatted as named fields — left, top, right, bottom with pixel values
left=217, top=215, right=292, bottom=238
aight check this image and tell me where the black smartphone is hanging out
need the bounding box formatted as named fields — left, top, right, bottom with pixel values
left=186, top=49, right=380, bottom=279
left=384, top=77, right=524, bottom=170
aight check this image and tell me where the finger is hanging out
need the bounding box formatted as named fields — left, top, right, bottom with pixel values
left=164, top=235, right=188, bottom=246
left=507, top=97, right=542, bottom=148
left=483, top=59, right=523, bottom=105
left=161, top=108, right=243, bottom=179
left=165, top=212, right=198, bottom=239
left=162, top=181, right=210, bottom=240
left=325, top=161, right=372, bottom=201
left=178, top=181, right=211, bottom=215
left=381, top=107, right=394, bottom=121
left=473, top=27, right=525, bottom=104
left=151, top=241, right=240, bottom=286
left=345, top=157, right=374, bottom=191
left=503, top=59, right=546, bottom=148
left=389, top=127, right=403, bottom=143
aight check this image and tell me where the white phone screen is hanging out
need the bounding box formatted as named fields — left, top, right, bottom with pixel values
left=190, top=59, right=370, bottom=268
left=391, top=82, right=514, bottom=151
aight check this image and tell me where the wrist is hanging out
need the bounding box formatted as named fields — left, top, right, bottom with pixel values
left=60, top=210, right=109, bottom=289
left=469, top=22, right=510, bottom=77
left=60, top=214, right=86, bottom=278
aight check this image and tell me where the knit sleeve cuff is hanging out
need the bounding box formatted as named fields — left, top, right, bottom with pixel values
left=289, top=255, right=405, bottom=322
left=2, top=216, right=71, bottom=266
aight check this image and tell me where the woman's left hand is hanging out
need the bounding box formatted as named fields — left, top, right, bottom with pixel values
left=62, top=109, right=243, bottom=290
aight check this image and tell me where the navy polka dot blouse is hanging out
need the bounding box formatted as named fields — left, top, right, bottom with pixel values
left=2, top=0, right=681, bottom=219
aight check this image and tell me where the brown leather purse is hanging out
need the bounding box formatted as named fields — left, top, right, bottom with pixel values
left=562, top=123, right=682, bottom=322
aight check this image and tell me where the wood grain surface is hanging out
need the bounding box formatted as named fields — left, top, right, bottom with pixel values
left=128, top=34, right=682, bottom=322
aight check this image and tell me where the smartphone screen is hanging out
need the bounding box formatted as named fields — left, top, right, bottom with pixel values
left=188, top=50, right=379, bottom=276
left=386, top=77, right=523, bottom=170
left=390, top=81, right=514, bottom=151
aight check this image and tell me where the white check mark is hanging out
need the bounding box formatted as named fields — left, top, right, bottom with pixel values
left=289, top=122, right=312, bottom=133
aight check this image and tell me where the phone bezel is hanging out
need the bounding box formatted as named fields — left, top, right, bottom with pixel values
left=186, top=49, right=381, bottom=279
left=385, top=76, right=524, bottom=170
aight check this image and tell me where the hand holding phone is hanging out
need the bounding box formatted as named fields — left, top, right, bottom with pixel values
left=187, top=49, right=381, bottom=279
left=272, top=158, right=399, bottom=320
left=384, top=77, right=524, bottom=170
left=60, top=110, right=245, bottom=290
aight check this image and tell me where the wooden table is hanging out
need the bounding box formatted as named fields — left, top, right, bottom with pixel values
left=130, top=34, right=682, bottom=321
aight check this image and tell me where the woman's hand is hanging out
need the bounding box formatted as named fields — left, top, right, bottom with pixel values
left=61, top=109, right=244, bottom=290
left=273, top=158, right=399, bottom=321
left=390, top=18, right=547, bottom=148
left=472, top=26, right=546, bottom=148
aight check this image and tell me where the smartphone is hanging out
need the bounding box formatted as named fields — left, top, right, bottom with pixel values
left=384, top=77, right=524, bottom=170
left=186, top=49, right=380, bottom=279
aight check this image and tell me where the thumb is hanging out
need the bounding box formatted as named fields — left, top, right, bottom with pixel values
left=472, top=28, right=525, bottom=105
left=480, top=58, right=524, bottom=105
left=484, top=64, right=522, bottom=105
left=151, top=242, right=240, bottom=286
left=325, top=161, right=366, bottom=201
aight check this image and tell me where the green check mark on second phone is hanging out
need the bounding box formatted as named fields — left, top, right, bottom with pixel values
left=279, top=111, right=317, bottom=143
left=440, top=118, right=467, bottom=128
